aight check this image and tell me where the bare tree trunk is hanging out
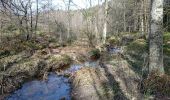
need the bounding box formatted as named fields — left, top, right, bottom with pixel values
left=35, top=0, right=39, bottom=32
left=133, top=0, right=138, bottom=32
left=149, top=0, right=164, bottom=74
left=103, top=0, right=108, bottom=44
left=140, top=0, right=144, bottom=35
left=95, top=0, right=100, bottom=45
left=67, top=0, right=71, bottom=40
left=123, top=2, right=126, bottom=32
left=48, top=0, right=51, bottom=33
left=30, top=5, right=33, bottom=33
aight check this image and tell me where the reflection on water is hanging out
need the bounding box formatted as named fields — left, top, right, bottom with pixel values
left=6, top=61, right=99, bottom=100
left=108, top=47, right=122, bottom=54
left=7, top=73, right=71, bottom=100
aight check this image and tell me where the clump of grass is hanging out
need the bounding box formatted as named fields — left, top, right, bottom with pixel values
left=88, top=48, right=100, bottom=60
left=142, top=72, right=170, bottom=97
left=47, top=54, right=72, bottom=71
left=107, top=36, right=120, bottom=46
left=126, top=39, right=147, bottom=56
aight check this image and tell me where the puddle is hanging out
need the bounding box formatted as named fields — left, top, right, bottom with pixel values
left=108, top=47, right=122, bottom=54
left=6, top=61, right=99, bottom=100
left=6, top=73, right=71, bottom=100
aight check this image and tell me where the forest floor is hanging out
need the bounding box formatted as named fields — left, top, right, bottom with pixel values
left=0, top=43, right=143, bottom=100
left=71, top=51, right=142, bottom=100
left=0, top=40, right=159, bottom=100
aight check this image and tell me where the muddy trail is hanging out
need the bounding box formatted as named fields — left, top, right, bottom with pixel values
left=0, top=46, right=141, bottom=100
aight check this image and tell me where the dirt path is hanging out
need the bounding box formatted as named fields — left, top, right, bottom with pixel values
left=71, top=54, right=142, bottom=100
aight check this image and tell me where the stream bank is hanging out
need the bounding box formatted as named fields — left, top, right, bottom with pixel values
left=0, top=46, right=92, bottom=100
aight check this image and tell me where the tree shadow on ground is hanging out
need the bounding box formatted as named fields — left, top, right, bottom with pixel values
left=100, top=63, right=129, bottom=100
left=87, top=63, right=129, bottom=100
left=123, top=54, right=146, bottom=76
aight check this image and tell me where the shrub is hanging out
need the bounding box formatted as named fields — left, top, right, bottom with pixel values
left=107, top=36, right=120, bottom=46
left=164, top=32, right=170, bottom=44
left=88, top=49, right=100, bottom=60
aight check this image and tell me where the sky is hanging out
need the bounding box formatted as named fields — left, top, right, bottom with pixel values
left=52, top=0, right=104, bottom=10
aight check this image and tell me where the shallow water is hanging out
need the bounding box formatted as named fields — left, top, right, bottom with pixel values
left=6, top=61, right=99, bottom=100
left=6, top=73, right=71, bottom=100
left=108, top=47, right=122, bottom=54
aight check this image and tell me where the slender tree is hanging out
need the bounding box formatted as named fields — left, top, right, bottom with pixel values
left=67, top=0, right=71, bottom=40
left=103, top=0, right=108, bottom=44
left=149, top=0, right=164, bottom=74
left=35, top=0, right=39, bottom=32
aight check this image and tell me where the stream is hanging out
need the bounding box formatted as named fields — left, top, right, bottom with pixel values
left=6, top=47, right=120, bottom=100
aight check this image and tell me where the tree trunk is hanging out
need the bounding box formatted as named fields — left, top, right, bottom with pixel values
left=123, top=2, right=126, bottom=32
left=103, top=0, right=108, bottom=44
left=30, top=6, right=33, bottom=33
left=149, top=0, right=164, bottom=74
left=140, top=0, right=144, bottom=35
left=67, top=0, right=71, bottom=40
left=35, top=0, right=39, bottom=32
